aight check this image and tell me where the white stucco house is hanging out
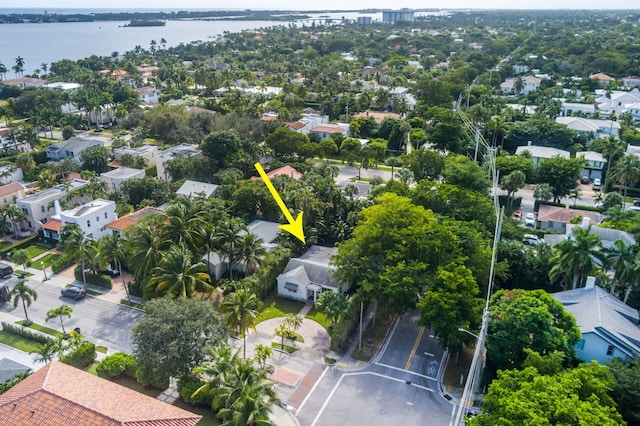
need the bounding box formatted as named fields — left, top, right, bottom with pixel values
left=42, top=198, right=116, bottom=241
left=555, top=116, right=620, bottom=139
left=553, top=280, right=640, bottom=364
left=596, top=89, right=640, bottom=117
left=0, top=165, right=23, bottom=185
left=46, top=136, right=104, bottom=162
left=15, top=178, right=88, bottom=232
left=100, top=167, right=145, bottom=192
left=156, top=144, right=202, bottom=182
left=515, top=144, right=570, bottom=165
left=136, top=86, right=161, bottom=105
left=559, top=102, right=596, bottom=117
left=277, top=245, right=349, bottom=303
left=113, top=144, right=158, bottom=167
left=576, top=151, right=607, bottom=180
left=176, top=180, right=219, bottom=198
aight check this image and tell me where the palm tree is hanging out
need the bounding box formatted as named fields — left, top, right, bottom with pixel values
left=46, top=304, right=73, bottom=335
left=385, top=157, right=402, bottom=180
left=236, top=233, right=266, bottom=276
left=30, top=339, right=58, bottom=364
left=549, top=225, right=604, bottom=289
left=8, top=280, right=37, bottom=325
left=284, top=313, right=303, bottom=334
left=63, top=226, right=96, bottom=285
left=215, top=220, right=246, bottom=279
left=611, top=154, right=640, bottom=209
left=147, top=245, right=213, bottom=298
left=14, top=56, right=25, bottom=77
left=10, top=249, right=30, bottom=275
left=127, top=221, right=164, bottom=287
left=253, top=344, right=272, bottom=369
left=98, top=233, right=130, bottom=302
left=3, top=205, right=26, bottom=239
left=162, top=197, right=206, bottom=256
left=0, top=61, right=6, bottom=80
left=192, top=343, right=238, bottom=401
left=212, top=357, right=274, bottom=414
left=223, top=288, right=261, bottom=358
left=275, top=322, right=291, bottom=351
left=217, top=381, right=276, bottom=426
left=604, top=240, right=639, bottom=302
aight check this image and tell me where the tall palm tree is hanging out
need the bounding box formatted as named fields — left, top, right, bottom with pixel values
left=193, top=343, right=238, bottom=400
left=0, top=62, right=6, bottom=80
left=549, top=225, right=604, bottom=289
left=212, top=357, right=274, bottom=415
left=236, top=233, right=265, bottom=276
left=3, top=205, right=26, bottom=239
left=8, top=279, right=37, bottom=325
left=604, top=240, right=639, bottom=302
left=284, top=313, right=303, bottom=334
left=10, top=249, right=30, bottom=275
left=162, top=197, right=206, bottom=256
left=98, top=233, right=130, bottom=302
left=215, top=220, right=246, bottom=279
left=147, top=245, right=213, bottom=298
left=611, top=154, right=640, bottom=209
left=127, top=221, right=164, bottom=287
left=222, top=288, right=261, bottom=358
left=63, top=227, right=96, bottom=285
left=385, top=157, right=402, bottom=180
left=46, top=304, right=73, bottom=335
left=217, top=381, right=276, bottom=426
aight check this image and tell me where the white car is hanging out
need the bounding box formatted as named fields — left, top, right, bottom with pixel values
left=524, top=212, right=536, bottom=227
left=523, top=234, right=541, bottom=245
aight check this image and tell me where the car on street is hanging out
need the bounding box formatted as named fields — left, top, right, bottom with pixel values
left=592, top=178, right=601, bottom=191
left=634, top=199, right=640, bottom=207
left=0, top=262, right=13, bottom=278
left=61, top=286, right=87, bottom=300
left=524, top=212, right=536, bottom=227
left=523, top=234, right=541, bottom=245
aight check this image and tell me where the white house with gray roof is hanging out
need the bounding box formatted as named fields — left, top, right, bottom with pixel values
left=277, top=245, right=348, bottom=303
left=553, top=281, right=640, bottom=364
left=46, top=136, right=104, bottom=162
left=176, top=180, right=218, bottom=199
left=515, top=144, right=570, bottom=165
left=100, top=167, right=145, bottom=192
left=113, top=144, right=158, bottom=167
left=156, top=144, right=202, bottom=182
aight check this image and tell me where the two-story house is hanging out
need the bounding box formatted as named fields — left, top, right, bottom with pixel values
left=112, top=144, right=158, bottom=167
left=42, top=198, right=116, bottom=241
left=105, top=206, right=165, bottom=237
left=100, top=167, right=145, bottom=192
left=156, top=144, right=202, bottom=182
left=576, top=151, right=607, bottom=180
left=46, top=136, right=104, bottom=162
left=0, top=182, right=24, bottom=208
left=515, top=144, right=570, bottom=166
left=136, top=86, right=161, bottom=105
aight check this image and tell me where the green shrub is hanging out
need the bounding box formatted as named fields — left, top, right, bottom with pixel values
left=96, top=352, right=137, bottom=379
left=74, top=266, right=112, bottom=289
left=60, top=341, right=96, bottom=369
left=145, top=165, right=157, bottom=177
left=128, top=280, right=143, bottom=297
left=245, top=246, right=291, bottom=300
left=1, top=321, right=53, bottom=344
left=178, top=374, right=212, bottom=407
left=51, top=255, right=75, bottom=274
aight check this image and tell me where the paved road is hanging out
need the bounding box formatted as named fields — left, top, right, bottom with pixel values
left=1, top=276, right=143, bottom=353
left=297, top=312, right=453, bottom=426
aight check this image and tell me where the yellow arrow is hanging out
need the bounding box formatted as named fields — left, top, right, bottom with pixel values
left=254, top=162, right=305, bottom=243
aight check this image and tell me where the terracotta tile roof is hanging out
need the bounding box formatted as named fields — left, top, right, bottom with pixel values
left=352, top=111, right=401, bottom=124
left=108, top=160, right=122, bottom=168
left=0, top=181, right=24, bottom=198
left=310, top=125, right=345, bottom=134
left=0, top=362, right=201, bottom=426
left=106, top=206, right=164, bottom=232
left=65, top=172, right=82, bottom=181
left=42, top=219, right=62, bottom=232
left=537, top=205, right=601, bottom=225
left=285, top=121, right=305, bottom=130
left=251, top=165, right=303, bottom=181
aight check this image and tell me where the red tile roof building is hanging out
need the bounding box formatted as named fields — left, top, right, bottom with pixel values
left=0, top=361, right=201, bottom=426
left=251, top=165, right=303, bottom=181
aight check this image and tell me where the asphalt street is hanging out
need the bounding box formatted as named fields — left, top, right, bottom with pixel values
left=0, top=275, right=143, bottom=353
left=297, top=312, right=452, bottom=426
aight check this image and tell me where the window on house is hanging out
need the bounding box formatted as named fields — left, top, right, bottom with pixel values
left=100, top=226, right=106, bottom=232
left=87, top=220, right=91, bottom=227
left=2, top=198, right=6, bottom=203
left=104, top=212, right=108, bottom=219
left=96, top=216, right=99, bottom=222
left=606, top=345, right=615, bottom=356
left=284, top=282, right=298, bottom=293
left=41, top=206, right=45, bottom=213
left=576, top=339, right=585, bottom=350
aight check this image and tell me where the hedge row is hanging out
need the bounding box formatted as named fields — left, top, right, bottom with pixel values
left=51, top=255, right=75, bottom=274
left=60, top=341, right=96, bottom=369
left=0, top=236, right=38, bottom=259
left=74, top=266, right=112, bottom=289
left=329, top=296, right=363, bottom=354
left=1, top=321, right=53, bottom=344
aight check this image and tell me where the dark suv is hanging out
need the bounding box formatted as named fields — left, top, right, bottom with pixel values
left=61, top=286, right=86, bottom=300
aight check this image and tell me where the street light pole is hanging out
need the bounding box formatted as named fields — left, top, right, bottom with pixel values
left=41, top=261, right=47, bottom=280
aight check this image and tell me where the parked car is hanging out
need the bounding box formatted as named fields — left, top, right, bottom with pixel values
left=580, top=176, right=590, bottom=184
left=592, top=178, right=601, bottom=191
left=61, top=286, right=86, bottom=300
left=523, top=234, right=541, bottom=245
left=524, top=212, right=536, bottom=227
left=634, top=199, right=640, bottom=207
left=0, top=285, right=9, bottom=303
left=513, top=210, right=522, bottom=219
left=0, top=262, right=13, bottom=278
left=103, top=266, right=120, bottom=277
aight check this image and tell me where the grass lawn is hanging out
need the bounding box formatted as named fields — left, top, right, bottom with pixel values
left=0, top=240, right=12, bottom=250
left=0, top=330, right=41, bottom=353
left=305, top=307, right=331, bottom=330
left=25, top=243, right=55, bottom=259
left=96, top=346, right=108, bottom=354
left=14, top=270, right=34, bottom=277
left=16, top=320, right=63, bottom=338
left=272, top=341, right=298, bottom=354
left=259, top=293, right=304, bottom=322
left=173, top=398, right=219, bottom=425
left=38, top=253, right=61, bottom=268
left=84, top=361, right=100, bottom=376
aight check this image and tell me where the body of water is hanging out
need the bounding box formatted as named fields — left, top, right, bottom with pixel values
left=0, top=10, right=446, bottom=76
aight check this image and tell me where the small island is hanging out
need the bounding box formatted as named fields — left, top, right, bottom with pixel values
left=124, top=20, right=166, bottom=27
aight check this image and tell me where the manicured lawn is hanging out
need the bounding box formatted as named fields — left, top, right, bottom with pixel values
left=24, top=242, right=55, bottom=259
left=16, top=320, right=63, bottom=338
left=173, top=398, right=219, bottom=425
left=272, top=342, right=298, bottom=354
left=0, top=330, right=41, bottom=353
left=259, top=293, right=304, bottom=322
left=0, top=240, right=12, bottom=250
left=305, top=307, right=331, bottom=330
left=84, top=361, right=100, bottom=376
left=38, top=253, right=61, bottom=268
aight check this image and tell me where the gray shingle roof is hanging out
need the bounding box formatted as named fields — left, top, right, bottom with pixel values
left=279, top=245, right=339, bottom=288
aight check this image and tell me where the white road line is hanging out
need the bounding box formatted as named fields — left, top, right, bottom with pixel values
left=296, top=365, right=329, bottom=415
left=310, top=372, right=434, bottom=426
left=424, top=352, right=435, bottom=357
left=374, top=361, right=437, bottom=381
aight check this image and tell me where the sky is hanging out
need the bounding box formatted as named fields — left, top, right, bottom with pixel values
left=3, top=0, right=639, bottom=10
